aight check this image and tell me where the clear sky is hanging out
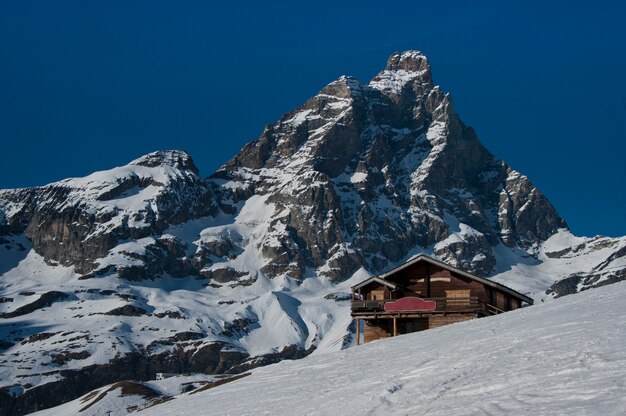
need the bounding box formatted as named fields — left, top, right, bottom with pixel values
left=1, top=1, right=624, bottom=237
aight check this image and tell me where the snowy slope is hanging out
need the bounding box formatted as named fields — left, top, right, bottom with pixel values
left=134, top=282, right=626, bottom=416
left=0, top=252, right=357, bottom=393
left=29, top=374, right=225, bottom=416
left=492, top=229, right=626, bottom=300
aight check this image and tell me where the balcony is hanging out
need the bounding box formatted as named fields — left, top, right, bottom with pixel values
left=351, top=296, right=500, bottom=316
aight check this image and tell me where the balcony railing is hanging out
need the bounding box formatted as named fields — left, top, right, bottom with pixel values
left=351, top=297, right=491, bottom=314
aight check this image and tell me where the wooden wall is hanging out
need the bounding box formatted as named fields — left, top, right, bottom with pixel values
left=362, top=314, right=478, bottom=344
left=428, top=313, right=477, bottom=329
left=358, top=282, right=393, bottom=300
left=387, top=263, right=488, bottom=302
left=364, top=320, right=393, bottom=343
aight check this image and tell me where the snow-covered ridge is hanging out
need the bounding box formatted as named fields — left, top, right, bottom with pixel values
left=369, top=69, right=430, bottom=94
left=0, top=150, right=202, bottom=224
left=0, top=149, right=214, bottom=277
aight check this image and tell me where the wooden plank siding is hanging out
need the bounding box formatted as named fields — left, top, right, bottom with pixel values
left=364, top=320, right=393, bottom=343
left=385, top=263, right=489, bottom=303
left=363, top=315, right=474, bottom=342
left=428, top=313, right=477, bottom=329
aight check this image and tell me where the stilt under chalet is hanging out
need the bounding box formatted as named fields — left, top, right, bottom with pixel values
left=351, top=254, right=533, bottom=344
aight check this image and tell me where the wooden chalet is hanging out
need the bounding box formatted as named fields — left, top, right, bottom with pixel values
left=351, top=254, right=533, bottom=344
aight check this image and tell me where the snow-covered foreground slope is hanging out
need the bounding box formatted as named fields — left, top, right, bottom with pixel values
left=137, top=282, right=626, bottom=416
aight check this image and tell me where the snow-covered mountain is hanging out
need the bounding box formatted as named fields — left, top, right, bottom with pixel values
left=1, top=51, right=625, bottom=414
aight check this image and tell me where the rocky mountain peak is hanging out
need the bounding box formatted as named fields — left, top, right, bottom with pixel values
left=385, top=50, right=430, bottom=72
left=214, top=50, right=570, bottom=279
left=130, top=150, right=200, bottom=175
left=369, top=50, right=433, bottom=94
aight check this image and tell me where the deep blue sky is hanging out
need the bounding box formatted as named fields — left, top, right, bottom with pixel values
left=1, top=1, right=624, bottom=237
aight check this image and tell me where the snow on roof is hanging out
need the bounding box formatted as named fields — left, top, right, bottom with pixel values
left=352, top=277, right=400, bottom=291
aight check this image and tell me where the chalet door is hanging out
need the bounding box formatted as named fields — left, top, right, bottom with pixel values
left=495, top=292, right=507, bottom=311
left=400, top=318, right=427, bottom=334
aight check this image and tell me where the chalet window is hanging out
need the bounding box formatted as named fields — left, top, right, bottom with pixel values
left=445, top=289, right=470, bottom=299
left=370, top=290, right=386, bottom=301
left=445, top=289, right=470, bottom=308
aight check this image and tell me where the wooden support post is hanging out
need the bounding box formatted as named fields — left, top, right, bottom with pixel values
left=356, top=319, right=360, bottom=345
left=426, top=263, right=431, bottom=298
left=393, top=317, right=397, bottom=337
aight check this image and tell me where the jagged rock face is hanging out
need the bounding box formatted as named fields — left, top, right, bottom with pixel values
left=217, top=51, right=566, bottom=278
left=0, top=53, right=567, bottom=281
left=0, top=150, right=216, bottom=274
left=1, top=51, right=624, bottom=415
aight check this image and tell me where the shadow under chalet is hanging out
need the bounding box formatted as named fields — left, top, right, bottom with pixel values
left=351, top=254, right=533, bottom=344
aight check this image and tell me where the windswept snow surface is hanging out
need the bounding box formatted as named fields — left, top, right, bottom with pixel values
left=137, top=282, right=626, bottom=416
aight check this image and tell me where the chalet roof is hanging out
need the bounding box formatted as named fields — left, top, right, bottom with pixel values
left=352, top=276, right=401, bottom=291
left=354, top=254, right=534, bottom=305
